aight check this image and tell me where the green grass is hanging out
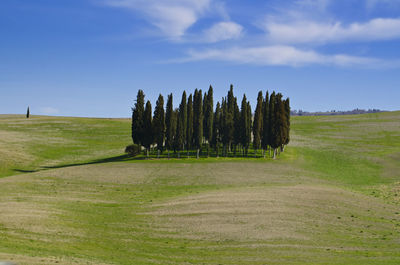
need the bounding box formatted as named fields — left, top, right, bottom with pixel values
left=0, top=112, right=400, bottom=264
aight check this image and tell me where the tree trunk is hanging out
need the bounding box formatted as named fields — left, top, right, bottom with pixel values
left=157, top=150, right=160, bottom=159
left=263, top=149, right=266, bottom=159
left=146, top=148, right=149, bottom=159
left=168, top=150, right=170, bottom=159
left=197, top=149, right=200, bottom=159
left=273, top=148, right=276, bottom=159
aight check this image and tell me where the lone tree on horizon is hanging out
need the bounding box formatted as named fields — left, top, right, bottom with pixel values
left=26, top=107, right=30, bottom=118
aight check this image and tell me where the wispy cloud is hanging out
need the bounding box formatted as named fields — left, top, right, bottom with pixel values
left=39, top=107, right=59, bottom=115
left=202, top=21, right=243, bottom=43
left=178, top=45, right=386, bottom=67
left=103, top=0, right=211, bottom=39
left=366, top=0, right=400, bottom=10
left=264, top=17, right=400, bottom=45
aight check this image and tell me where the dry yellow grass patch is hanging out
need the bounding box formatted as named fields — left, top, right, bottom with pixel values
left=0, top=252, right=111, bottom=265
left=151, top=184, right=400, bottom=243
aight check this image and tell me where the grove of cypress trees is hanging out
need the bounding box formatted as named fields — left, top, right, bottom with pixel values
left=132, top=90, right=145, bottom=147
left=253, top=91, right=263, bottom=156
left=193, top=89, right=203, bottom=158
left=153, top=94, right=165, bottom=156
left=143, top=100, right=153, bottom=158
left=186, top=94, right=194, bottom=156
left=165, top=93, right=174, bottom=158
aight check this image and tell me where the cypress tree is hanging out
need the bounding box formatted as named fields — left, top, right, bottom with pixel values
left=186, top=94, right=194, bottom=155
left=204, top=85, right=214, bottom=156
left=227, top=84, right=235, bottom=113
left=26, top=107, right=30, bottom=118
left=193, top=89, right=203, bottom=158
left=247, top=101, right=252, bottom=156
left=240, top=94, right=250, bottom=156
left=275, top=93, right=287, bottom=153
left=211, top=102, right=221, bottom=157
left=143, top=100, right=153, bottom=158
left=233, top=97, right=241, bottom=155
left=283, top=98, right=291, bottom=150
left=153, top=94, right=165, bottom=156
left=171, top=109, right=178, bottom=154
left=165, top=94, right=174, bottom=157
left=174, top=91, right=187, bottom=157
left=261, top=91, right=269, bottom=157
left=253, top=91, right=263, bottom=155
left=269, top=92, right=279, bottom=159
left=132, top=90, right=145, bottom=147
left=203, top=91, right=208, bottom=144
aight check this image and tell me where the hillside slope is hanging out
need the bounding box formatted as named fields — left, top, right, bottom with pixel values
left=0, top=112, right=399, bottom=264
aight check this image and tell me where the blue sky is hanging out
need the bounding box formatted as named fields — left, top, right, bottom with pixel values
left=1, top=0, right=399, bottom=117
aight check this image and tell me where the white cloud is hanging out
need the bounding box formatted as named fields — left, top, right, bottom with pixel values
left=264, top=17, right=400, bottom=44
left=178, top=45, right=383, bottom=67
left=367, top=0, right=400, bottom=10
left=40, top=107, right=59, bottom=115
left=103, top=0, right=211, bottom=38
left=203, top=21, right=243, bottom=42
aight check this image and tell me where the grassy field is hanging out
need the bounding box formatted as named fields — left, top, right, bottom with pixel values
left=0, top=112, right=399, bottom=264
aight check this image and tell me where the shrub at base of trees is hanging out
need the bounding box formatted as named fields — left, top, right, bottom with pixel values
left=125, top=144, right=141, bottom=157
left=131, top=85, right=290, bottom=159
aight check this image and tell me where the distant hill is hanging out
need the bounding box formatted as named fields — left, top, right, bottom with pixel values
left=291, top=108, right=384, bottom=116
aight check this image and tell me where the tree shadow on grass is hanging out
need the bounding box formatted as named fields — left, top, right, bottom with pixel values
left=12, top=154, right=144, bottom=175
left=40, top=154, right=141, bottom=170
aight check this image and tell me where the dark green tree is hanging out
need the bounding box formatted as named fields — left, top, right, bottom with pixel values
left=174, top=91, right=187, bottom=157
left=240, top=94, right=251, bottom=156
left=26, top=107, right=30, bottom=119
left=186, top=94, right=194, bottom=156
left=269, top=92, right=280, bottom=159
left=221, top=98, right=234, bottom=156
left=165, top=94, right=175, bottom=157
left=193, top=89, right=203, bottom=158
left=204, top=85, right=214, bottom=156
left=261, top=91, right=269, bottom=157
left=143, top=100, right=153, bottom=158
left=211, top=102, right=221, bottom=156
left=247, top=101, right=252, bottom=156
left=233, top=97, right=241, bottom=155
left=253, top=91, right=263, bottom=155
left=227, top=84, right=235, bottom=113
left=275, top=94, right=287, bottom=154
left=283, top=98, right=291, bottom=150
left=153, top=94, right=165, bottom=156
left=132, top=90, right=145, bottom=147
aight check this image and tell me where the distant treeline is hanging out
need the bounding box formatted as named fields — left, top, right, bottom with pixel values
left=292, top=108, right=383, bottom=116
left=130, top=85, right=290, bottom=159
